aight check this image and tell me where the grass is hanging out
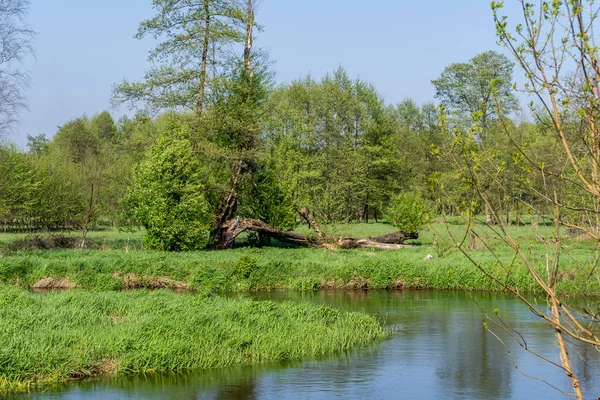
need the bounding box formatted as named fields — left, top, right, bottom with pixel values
left=0, top=286, right=386, bottom=394
left=0, top=222, right=597, bottom=296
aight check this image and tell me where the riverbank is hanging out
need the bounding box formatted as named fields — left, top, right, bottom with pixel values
left=0, top=223, right=597, bottom=296
left=0, top=286, right=386, bottom=394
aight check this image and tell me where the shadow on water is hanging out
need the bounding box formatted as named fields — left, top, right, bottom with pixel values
left=9, top=290, right=600, bottom=400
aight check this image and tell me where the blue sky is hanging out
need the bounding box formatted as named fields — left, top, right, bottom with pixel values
left=13, top=0, right=524, bottom=147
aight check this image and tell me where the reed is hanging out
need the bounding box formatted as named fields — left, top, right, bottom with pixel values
left=0, top=286, right=386, bottom=394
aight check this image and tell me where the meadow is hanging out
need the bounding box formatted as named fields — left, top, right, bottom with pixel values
left=0, top=286, right=386, bottom=394
left=0, top=220, right=598, bottom=394
left=0, top=220, right=597, bottom=296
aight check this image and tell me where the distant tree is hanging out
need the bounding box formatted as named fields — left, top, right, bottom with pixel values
left=26, top=133, right=49, bottom=154
left=384, top=193, right=431, bottom=234
left=53, top=117, right=104, bottom=246
left=264, top=68, right=397, bottom=224
left=0, top=145, right=36, bottom=227
left=433, top=51, right=519, bottom=224
left=91, top=111, right=118, bottom=142
left=432, top=50, right=518, bottom=136
left=0, top=0, right=35, bottom=135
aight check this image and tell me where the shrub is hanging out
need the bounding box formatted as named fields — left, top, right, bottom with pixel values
left=384, top=193, right=431, bottom=233
left=122, top=120, right=213, bottom=251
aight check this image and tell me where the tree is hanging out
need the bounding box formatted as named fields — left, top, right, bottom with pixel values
left=26, top=133, right=49, bottom=155
left=440, top=2, right=600, bottom=399
left=0, top=0, right=35, bottom=135
left=113, top=0, right=245, bottom=115
left=433, top=51, right=519, bottom=224
left=123, top=118, right=213, bottom=251
left=0, top=145, right=36, bottom=229
left=53, top=117, right=105, bottom=246
left=384, top=193, right=430, bottom=234
left=432, top=50, right=518, bottom=136
left=263, top=68, right=398, bottom=225
left=91, top=111, right=118, bottom=142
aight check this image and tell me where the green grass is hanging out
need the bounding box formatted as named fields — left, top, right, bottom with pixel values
left=0, top=222, right=597, bottom=295
left=0, top=286, right=386, bottom=394
left=0, top=223, right=600, bottom=295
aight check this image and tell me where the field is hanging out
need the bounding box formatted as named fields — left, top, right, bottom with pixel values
left=0, top=221, right=597, bottom=295
left=0, top=220, right=597, bottom=394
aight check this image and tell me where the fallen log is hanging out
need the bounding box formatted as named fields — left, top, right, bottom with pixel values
left=215, top=218, right=418, bottom=250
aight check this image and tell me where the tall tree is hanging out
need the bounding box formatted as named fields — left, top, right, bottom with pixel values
left=0, top=0, right=35, bottom=135
left=433, top=50, right=519, bottom=224
left=432, top=50, right=518, bottom=136
left=113, top=0, right=244, bottom=115
left=438, top=3, right=600, bottom=399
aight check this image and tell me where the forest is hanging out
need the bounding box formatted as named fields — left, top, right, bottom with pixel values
left=1, top=1, right=600, bottom=399
left=0, top=51, right=570, bottom=250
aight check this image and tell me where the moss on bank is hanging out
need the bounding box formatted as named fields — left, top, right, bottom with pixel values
left=0, top=286, right=386, bottom=394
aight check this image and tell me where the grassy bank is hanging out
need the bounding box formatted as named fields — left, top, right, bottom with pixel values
left=0, top=222, right=597, bottom=296
left=0, top=286, right=386, bottom=394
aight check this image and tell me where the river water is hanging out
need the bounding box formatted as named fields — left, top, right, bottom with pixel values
left=9, top=290, right=600, bottom=400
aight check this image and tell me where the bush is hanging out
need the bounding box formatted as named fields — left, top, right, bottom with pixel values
left=9, top=234, right=85, bottom=251
left=384, top=193, right=431, bottom=233
left=122, top=120, right=213, bottom=251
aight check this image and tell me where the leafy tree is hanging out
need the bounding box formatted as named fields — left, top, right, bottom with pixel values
left=91, top=111, right=118, bottom=142
left=113, top=0, right=245, bottom=115
left=124, top=119, right=213, bottom=251
left=264, top=67, right=397, bottom=223
left=52, top=117, right=106, bottom=245
left=26, top=134, right=49, bottom=155
left=0, top=145, right=36, bottom=227
left=384, top=193, right=430, bottom=234
left=432, top=50, right=518, bottom=135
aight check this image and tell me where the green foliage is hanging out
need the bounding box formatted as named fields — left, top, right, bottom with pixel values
left=233, top=256, right=258, bottom=279
left=113, top=0, right=246, bottom=114
left=265, top=67, right=399, bottom=223
left=432, top=50, right=517, bottom=133
left=384, top=193, right=431, bottom=233
left=0, top=146, right=37, bottom=223
left=0, top=287, right=386, bottom=394
left=124, top=119, right=213, bottom=251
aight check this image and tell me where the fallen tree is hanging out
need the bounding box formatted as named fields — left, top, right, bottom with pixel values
left=215, top=217, right=418, bottom=250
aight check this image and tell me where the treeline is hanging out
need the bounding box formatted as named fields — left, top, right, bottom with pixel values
left=0, top=0, right=587, bottom=250
left=0, top=64, right=561, bottom=243
left=0, top=112, right=158, bottom=240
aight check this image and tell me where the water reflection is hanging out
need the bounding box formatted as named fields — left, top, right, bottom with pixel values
left=10, top=290, right=600, bottom=400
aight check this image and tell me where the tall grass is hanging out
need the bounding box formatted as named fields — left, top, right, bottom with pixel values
left=0, top=286, right=386, bottom=394
left=0, top=223, right=597, bottom=295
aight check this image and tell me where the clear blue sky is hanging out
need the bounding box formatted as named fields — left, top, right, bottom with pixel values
left=13, top=0, right=524, bottom=147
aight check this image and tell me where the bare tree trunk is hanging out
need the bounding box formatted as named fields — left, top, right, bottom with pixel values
left=197, top=0, right=210, bottom=115
left=212, top=161, right=244, bottom=247
left=217, top=218, right=418, bottom=250
left=485, top=202, right=493, bottom=225
left=298, top=207, right=325, bottom=237
left=243, top=0, right=254, bottom=77
left=551, top=296, right=583, bottom=400
left=81, top=183, right=95, bottom=249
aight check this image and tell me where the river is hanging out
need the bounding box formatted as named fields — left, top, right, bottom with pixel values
left=9, top=290, right=600, bottom=399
